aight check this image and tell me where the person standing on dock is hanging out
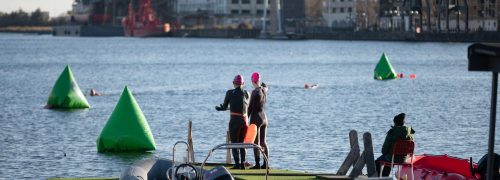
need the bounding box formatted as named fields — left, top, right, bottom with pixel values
left=248, top=72, right=270, bottom=169
left=376, top=113, right=415, bottom=176
left=215, top=74, right=250, bottom=170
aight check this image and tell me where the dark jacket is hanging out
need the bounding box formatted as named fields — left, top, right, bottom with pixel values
left=248, top=86, right=267, bottom=125
left=221, top=87, right=250, bottom=115
left=381, top=125, right=415, bottom=161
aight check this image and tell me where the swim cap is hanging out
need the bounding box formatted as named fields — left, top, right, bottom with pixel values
left=233, top=75, right=244, bottom=85
left=251, top=72, right=260, bottom=83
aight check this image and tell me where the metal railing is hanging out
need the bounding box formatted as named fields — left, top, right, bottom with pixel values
left=200, top=143, right=269, bottom=180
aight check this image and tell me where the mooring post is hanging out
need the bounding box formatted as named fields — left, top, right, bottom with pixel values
left=225, top=131, right=232, bottom=164
left=337, top=130, right=360, bottom=175
left=187, top=120, right=195, bottom=163
left=347, top=131, right=377, bottom=178
left=363, top=132, right=377, bottom=177
left=349, top=152, right=366, bottom=178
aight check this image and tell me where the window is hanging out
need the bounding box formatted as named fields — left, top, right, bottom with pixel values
left=231, top=10, right=239, bottom=14
left=340, top=7, right=345, bottom=13
left=242, top=0, right=250, bottom=4
left=257, top=0, right=264, bottom=4
left=348, top=7, right=352, bottom=12
left=232, top=0, right=239, bottom=4
left=340, top=0, right=344, bottom=2
left=332, top=8, right=336, bottom=13
left=242, top=10, right=251, bottom=14
left=257, top=10, right=264, bottom=14
left=332, top=0, right=336, bottom=2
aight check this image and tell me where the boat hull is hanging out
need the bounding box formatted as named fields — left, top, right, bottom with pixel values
left=396, top=154, right=481, bottom=180
left=123, top=25, right=165, bottom=37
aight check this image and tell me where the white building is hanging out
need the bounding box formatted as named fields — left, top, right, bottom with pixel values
left=177, top=0, right=227, bottom=15
left=322, top=0, right=357, bottom=29
left=176, top=0, right=271, bottom=29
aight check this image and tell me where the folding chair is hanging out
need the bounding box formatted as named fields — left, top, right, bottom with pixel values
left=379, top=140, right=415, bottom=180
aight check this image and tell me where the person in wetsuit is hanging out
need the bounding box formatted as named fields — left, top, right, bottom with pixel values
left=376, top=113, right=415, bottom=176
left=248, top=72, right=269, bottom=169
left=215, top=74, right=250, bottom=170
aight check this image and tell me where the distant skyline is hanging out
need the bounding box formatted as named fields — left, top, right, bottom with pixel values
left=0, top=0, right=73, bottom=17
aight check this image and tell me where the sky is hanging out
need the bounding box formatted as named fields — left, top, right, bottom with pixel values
left=0, top=0, right=74, bottom=17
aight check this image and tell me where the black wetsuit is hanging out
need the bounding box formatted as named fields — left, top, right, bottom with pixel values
left=220, top=87, right=250, bottom=166
left=248, top=85, right=269, bottom=167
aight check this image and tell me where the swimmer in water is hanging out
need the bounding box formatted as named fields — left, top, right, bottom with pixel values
left=304, top=84, right=318, bottom=89
left=90, top=89, right=101, bottom=96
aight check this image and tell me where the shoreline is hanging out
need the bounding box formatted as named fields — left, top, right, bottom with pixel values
left=4, top=24, right=494, bottom=43
left=0, top=26, right=52, bottom=34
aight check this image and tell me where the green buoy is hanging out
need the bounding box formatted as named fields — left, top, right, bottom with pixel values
left=374, top=53, right=398, bottom=80
left=96, top=86, right=156, bottom=153
left=46, top=65, right=90, bottom=109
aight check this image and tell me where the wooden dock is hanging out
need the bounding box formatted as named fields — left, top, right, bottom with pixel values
left=49, top=129, right=385, bottom=180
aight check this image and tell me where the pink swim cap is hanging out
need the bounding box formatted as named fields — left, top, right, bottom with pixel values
left=233, top=74, right=244, bottom=85
left=251, top=72, right=260, bottom=83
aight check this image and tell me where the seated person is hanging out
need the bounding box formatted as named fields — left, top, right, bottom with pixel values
left=376, top=113, right=415, bottom=176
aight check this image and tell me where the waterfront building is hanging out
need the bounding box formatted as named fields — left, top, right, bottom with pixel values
left=378, top=0, right=405, bottom=31
left=466, top=0, right=497, bottom=32
left=175, top=0, right=226, bottom=28
left=322, top=0, right=358, bottom=30
left=354, top=0, right=378, bottom=31
left=477, top=0, right=498, bottom=31
left=282, top=0, right=306, bottom=36
left=176, top=0, right=270, bottom=29
left=432, top=0, right=498, bottom=32
left=227, top=0, right=271, bottom=30
left=305, top=0, right=327, bottom=27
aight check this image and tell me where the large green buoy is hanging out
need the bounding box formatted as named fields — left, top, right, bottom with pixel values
left=46, top=65, right=90, bottom=109
left=374, top=53, right=398, bottom=80
left=96, top=86, right=156, bottom=153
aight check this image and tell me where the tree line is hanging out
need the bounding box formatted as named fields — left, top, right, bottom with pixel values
left=0, top=8, right=69, bottom=27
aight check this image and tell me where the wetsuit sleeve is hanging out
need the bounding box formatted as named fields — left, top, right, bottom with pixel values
left=262, top=85, right=268, bottom=94
left=222, top=90, right=231, bottom=110
left=261, top=87, right=267, bottom=105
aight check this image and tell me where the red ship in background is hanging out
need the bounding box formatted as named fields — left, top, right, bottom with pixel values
left=122, top=0, right=170, bottom=37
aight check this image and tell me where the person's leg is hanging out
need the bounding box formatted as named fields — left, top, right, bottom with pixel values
left=375, top=155, right=391, bottom=176
left=238, top=125, right=247, bottom=169
left=230, top=137, right=241, bottom=168
left=251, top=123, right=262, bottom=169
left=259, top=122, right=269, bottom=168
left=229, top=119, right=241, bottom=169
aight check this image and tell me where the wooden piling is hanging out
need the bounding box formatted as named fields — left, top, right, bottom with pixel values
left=336, top=130, right=360, bottom=175
left=363, top=132, right=377, bottom=177
left=349, top=152, right=366, bottom=178
left=348, top=132, right=377, bottom=178
left=187, top=120, right=195, bottom=163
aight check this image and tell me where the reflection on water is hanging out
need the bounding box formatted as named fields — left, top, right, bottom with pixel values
left=0, top=33, right=498, bottom=179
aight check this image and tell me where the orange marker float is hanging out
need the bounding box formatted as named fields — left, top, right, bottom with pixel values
left=244, top=124, right=258, bottom=143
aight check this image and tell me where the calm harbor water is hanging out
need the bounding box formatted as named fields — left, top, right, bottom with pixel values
left=0, top=33, right=498, bottom=179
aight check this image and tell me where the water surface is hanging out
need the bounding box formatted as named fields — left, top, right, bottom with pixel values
left=0, top=33, right=497, bottom=179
